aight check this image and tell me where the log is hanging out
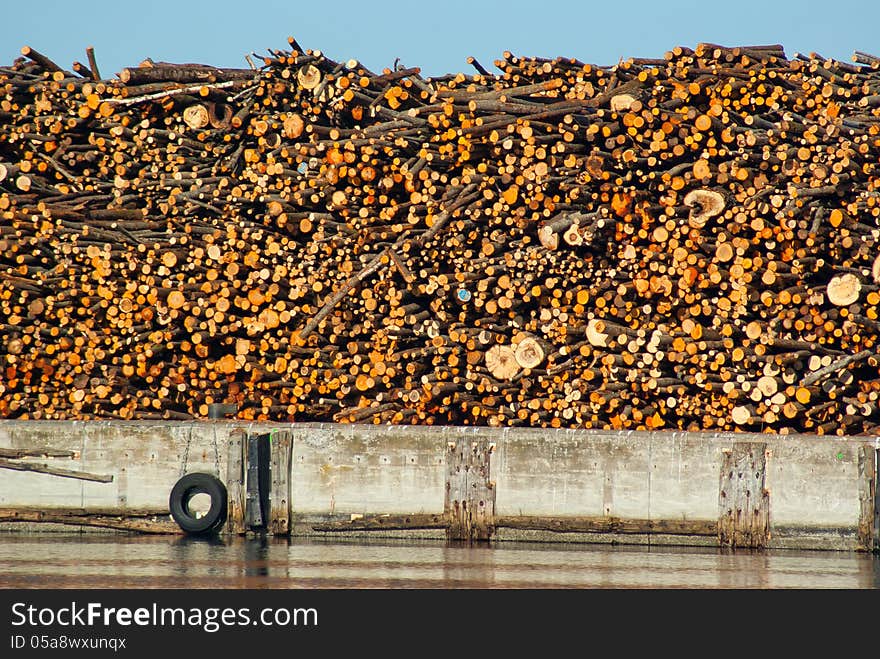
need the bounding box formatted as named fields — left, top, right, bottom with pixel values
left=20, top=46, right=62, bottom=72
left=586, top=319, right=609, bottom=348
left=683, top=189, right=725, bottom=228
left=297, top=64, right=321, bottom=90
left=514, top=335, right=546, bottom=370
left=827, top=273, right=862, bottom=306
left=801, top=351, right=874, bottom=387
left=610, top=93, right=637, bottom=112
left=86, top=46, right=101, bottom=80
left=182, top=104, right=209, bottom=129
left=486, top=345, right=519, bottom=380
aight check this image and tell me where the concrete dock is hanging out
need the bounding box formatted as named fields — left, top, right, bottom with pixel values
left=0, top=420, right=877, bottom=551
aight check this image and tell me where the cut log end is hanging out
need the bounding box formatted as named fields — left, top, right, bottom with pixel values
left=731, top=405, right=757, bottom=425
left=826, top=273, right=861, bottom=306
left=182, top=104, right=209, bottom=130
left=282, top=113, right=305, bottom=139
left=537, top=225, right=559, bottom=250
left=683, top=189, right=725, bottom=228
left=207, top=102, right=233, bottom=129
left=757, top=376, right=778, bottom=397
left=610, top=93, right=636, bottom=112
left=166, top=290, right=187, bottom=310
left=562, top=223, right=583, bottom=246
left=485, top=345, right=519, bottom=380
left=297, top=65, right=322, bottom=90
left=586, top=319, right=608, bottom=348
left=514, top=336, right=546, bottom=370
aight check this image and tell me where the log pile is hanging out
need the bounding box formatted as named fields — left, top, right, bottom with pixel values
left=2, top=40, right=880, bottom=435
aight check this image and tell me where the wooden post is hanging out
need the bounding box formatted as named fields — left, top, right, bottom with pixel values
left=225, top=427, right=246, bottom=534
left=875, top=449, right=880, bottom=553
left=269, top=429, right=293, bottom=536
left=857, top=446, right=878, bottom=552
left=718, top=443, right=770, bottom=548
left=245, top=433, right=267, bottom=530
left=444, top=439, right=495, bottom=541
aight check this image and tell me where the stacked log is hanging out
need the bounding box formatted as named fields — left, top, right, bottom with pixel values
left=2, top=40, right=880, bottom=436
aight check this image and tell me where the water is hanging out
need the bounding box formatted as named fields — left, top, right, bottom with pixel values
left=1, top=532, right=879, bottom=588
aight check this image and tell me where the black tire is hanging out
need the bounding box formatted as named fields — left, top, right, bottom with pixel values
left=169, top=472, right=228, bottom=535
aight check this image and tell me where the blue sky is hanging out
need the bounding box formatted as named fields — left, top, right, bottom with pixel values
left=1, top=0, right=878, bottom=78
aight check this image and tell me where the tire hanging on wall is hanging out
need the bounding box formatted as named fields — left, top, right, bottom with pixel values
left=169, top=472, right=228, bottom=535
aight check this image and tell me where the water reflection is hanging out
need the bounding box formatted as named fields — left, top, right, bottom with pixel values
left=170, top=534, right=230, bottom=582
left=442, top=542, right=497, bottom=587
left=0, top=532, right=878, bottom=588
left=244, top=533, right=270, bottom=580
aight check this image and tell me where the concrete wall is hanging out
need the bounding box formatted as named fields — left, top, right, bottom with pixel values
left=0, top=420, right=877, bottom=550
left=287, top=423, right=446, bottom=515
left=0, top=421, right=225, bottom=511
left=490, top=428, right=875, bottom=549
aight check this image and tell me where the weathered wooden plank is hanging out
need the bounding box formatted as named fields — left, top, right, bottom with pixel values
left=0, top=507, right=178, bottom=534
left=718, top=443, right=770, bottom=548
left=445, top=442, right=465, bottom=539
left=244, top=433, right=265, bottom=529
left=444, top=439, right=495, bottom=541
left=225, top=427, right=246, bottom=535
left=0, top=458, right=113, bottom=483
left=0, top=506, right=167, bottom=517
left=857, top=446, right=877, bottom=551
left=311, top=513, right=448, bottom=532
left=875, top=449, right=880, bottom=553
left=0, top=448, right=77, bottom=459
left=308, top=513, right=718, bottom=536
left=269, top=430, right=293, bottom=536
left=875, top=458, right=880, bottom=553
left=495, top=515, right=718, bottom=536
